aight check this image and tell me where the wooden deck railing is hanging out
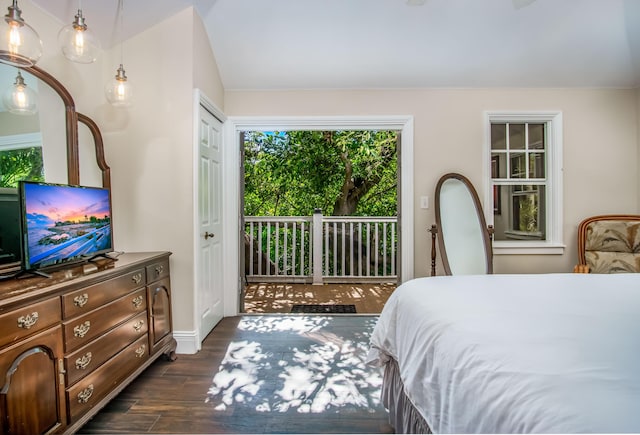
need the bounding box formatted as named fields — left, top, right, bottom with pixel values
left=244, top=211, right=397, bottom=284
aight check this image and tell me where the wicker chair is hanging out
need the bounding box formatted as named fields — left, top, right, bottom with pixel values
left=574, top=215, right=640, bottom=273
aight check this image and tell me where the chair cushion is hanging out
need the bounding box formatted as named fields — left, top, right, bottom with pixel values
left=585, top=251, right=640, bottom=273
left=584, top=220, right=640, bottom=273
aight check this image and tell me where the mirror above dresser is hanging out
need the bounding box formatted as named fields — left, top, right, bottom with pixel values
left=0, top=63, right=110, bottom=274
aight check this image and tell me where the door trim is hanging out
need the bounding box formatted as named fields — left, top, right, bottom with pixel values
left=223, top=115, right=414, bottom=316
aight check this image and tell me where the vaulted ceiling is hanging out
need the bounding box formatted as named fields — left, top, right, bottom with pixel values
left=31, top=0, right=640, bottom=90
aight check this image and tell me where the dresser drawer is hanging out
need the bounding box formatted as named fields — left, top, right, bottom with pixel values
left=62, top=267, right=146, bottom=319
left=0, top=297, right=61, bottom=348
left=146, top=259, right=169, bottom=283
left=66, top=334, right=149, bottom=421
left=64, top=311, right=148, bottom=386
left=63, top=288, right=147, bottom=353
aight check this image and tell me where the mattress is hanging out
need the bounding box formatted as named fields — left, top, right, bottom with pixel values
left=367, top=273, right=640, bottom=433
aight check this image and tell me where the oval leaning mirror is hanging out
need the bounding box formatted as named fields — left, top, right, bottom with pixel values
left=435, top=173, right=493, bottom=275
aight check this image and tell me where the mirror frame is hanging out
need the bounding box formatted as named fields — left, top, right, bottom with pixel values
left=78, top=113, right=111, bottom=189
left=434, top=172, right=493, bottom=275
left=0, top=65, right=110, bottom=274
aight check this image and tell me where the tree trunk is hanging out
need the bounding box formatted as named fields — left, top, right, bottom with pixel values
left=330, top=132, right=396, bottom=217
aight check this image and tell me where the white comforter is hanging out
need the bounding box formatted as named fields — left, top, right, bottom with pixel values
left=367, top=273, right=640, bottom=433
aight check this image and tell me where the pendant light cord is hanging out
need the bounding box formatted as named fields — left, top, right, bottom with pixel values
left=118, top=0, right=124, bottom=65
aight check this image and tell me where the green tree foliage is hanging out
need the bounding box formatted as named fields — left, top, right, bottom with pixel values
left=0, top=147, right=44, bottom=188
left=244, top=130, right=397, bottom=217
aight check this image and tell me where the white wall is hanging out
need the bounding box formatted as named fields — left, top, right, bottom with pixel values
left=193, top=13, right=224, bottom=108
left=19, top=3, right=225, bottom=343
left=94, top=8, right=224, bottom=334
left=224, top=88, right=639, bottom=277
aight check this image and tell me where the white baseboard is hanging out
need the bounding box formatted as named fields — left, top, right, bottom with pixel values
left=173, top=330, right=200, bottom=354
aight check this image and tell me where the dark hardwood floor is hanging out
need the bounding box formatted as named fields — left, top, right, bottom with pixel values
left=79, top=315, right=393, bottom=434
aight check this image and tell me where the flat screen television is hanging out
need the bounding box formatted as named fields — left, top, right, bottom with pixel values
left=0, top=187, right=22, bottom=272
left=19, top=181, right=113, bottom=272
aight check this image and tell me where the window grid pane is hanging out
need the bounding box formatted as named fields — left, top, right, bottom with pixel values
left=490, top=122, right=548, bottom=242
left=510, top=153, right=526, bottom=179
left=509, top=124, right=525, bottom=150
left=529, top=153, right=545, bottom=178
left=491, top=124, right=506, bottom=150
left=491, top=123, right=546, bottom=182
left=528, top=124, right=545, bottom=150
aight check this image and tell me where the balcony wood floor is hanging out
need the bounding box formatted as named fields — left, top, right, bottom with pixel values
left=79, top=315, right=393, bottom=434
left=243, top=282, right=396, bottom=314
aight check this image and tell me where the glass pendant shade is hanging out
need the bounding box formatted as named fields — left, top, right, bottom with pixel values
left=0, top=1, right=42, bottom=67
left=58, top=9, right=100, bottom=63
left=105, top=64, right=133, bottom=107
left=3, top=71, right=37, bottom=114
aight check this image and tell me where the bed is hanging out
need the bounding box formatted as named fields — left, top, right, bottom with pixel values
left=367, top=273, right=640, bottom=433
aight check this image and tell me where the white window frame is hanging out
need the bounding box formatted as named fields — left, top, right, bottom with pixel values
left=0, top=133, right=42, bottom=151
left=483, top=111, right=564, bottom=255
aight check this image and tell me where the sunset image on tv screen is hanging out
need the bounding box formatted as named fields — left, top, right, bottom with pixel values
left=22, top=183, right=112, bottom=268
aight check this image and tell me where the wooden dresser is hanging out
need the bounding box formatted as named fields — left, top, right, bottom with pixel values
left=0, top=252, right=176, bottom=434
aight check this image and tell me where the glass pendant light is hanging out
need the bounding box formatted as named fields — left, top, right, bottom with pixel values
left=105, top=0, right=132, bottom=107
left=0, top=0, right=43, bottom=67
left=58, top=1, right=100, bottom=63
left=3, top=71, right=37, bottom=114
left=105, top=63, right=132, bottom=107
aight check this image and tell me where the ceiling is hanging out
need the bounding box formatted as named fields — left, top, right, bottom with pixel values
left=30, top=0, right=640, bottom=90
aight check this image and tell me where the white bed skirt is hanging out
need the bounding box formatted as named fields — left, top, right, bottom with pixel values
left=382, top=357, right=432, bottom=434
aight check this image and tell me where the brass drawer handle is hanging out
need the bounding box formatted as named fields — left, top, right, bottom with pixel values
left=17, top=312, right=39, bottom=329
left=133, top=320, right=144, bottom=332
left=132, top=295, right=144, bottom=309
left=135, top=344, right=146, bottom=358
left=77, top=384, right=94, bottom=403
left=155, top=265, right=164, bottom=276
left=75, top=352, right=93, bottom=370
left=131, top=273, right=143, bottom=285
left=74, top=321, right=91, bottom=338
left=73, top=293, right=89, bottom=307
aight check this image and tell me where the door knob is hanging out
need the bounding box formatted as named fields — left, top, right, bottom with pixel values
left=204, top=232, right=215, bottom=240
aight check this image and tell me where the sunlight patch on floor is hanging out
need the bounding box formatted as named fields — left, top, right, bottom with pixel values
left=243, top=282, right=396, bottom=314
left=206, top=316, right=382, bottom=414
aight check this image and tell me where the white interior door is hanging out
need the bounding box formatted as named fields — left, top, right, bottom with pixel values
left=197, top=105, right=224, bottom=342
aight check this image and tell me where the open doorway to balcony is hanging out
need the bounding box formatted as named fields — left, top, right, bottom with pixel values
left=241, top=129, right=400, bottom=314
